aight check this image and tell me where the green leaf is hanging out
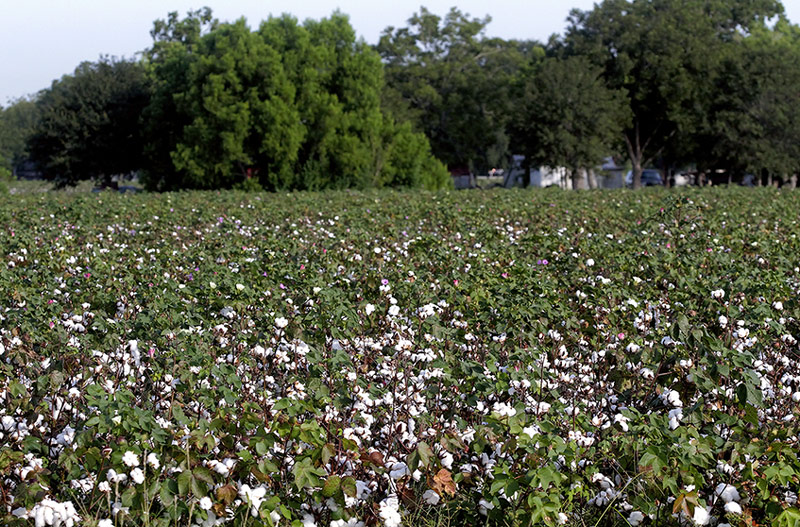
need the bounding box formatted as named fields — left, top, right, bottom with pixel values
left=417, top=442, right=434, bottom=467
left=177, top=471, right=192, bottom=496
left=322, top=476, right=341, bottom=498
left=341, top=476, right=357, bottom=498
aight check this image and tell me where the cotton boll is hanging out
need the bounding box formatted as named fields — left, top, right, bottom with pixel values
left=692, top=506, right=710, bottom=526
left=715, top=483, right=740, bottom=503
left=628, top=511, right=645, bottom=526
left=422, top=489, right=440, bottom=505
left=130, top=468, right=145, bottom=484
left=724, top=501, right=742, bottom=514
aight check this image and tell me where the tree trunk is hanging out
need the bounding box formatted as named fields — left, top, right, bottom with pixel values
left=624, top=125, right=644, bottom=189
left=571, top=169, right=587, bottom=190
left=767, top=172, right=773, bottom=187
left=665, top=168, right=672, bottom=189
left=587, top=168, right=599, bottom=189
left=790, top=174, right=798, bottom=189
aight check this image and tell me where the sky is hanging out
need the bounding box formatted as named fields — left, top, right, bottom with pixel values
left=2, top=0, right=800, bottom=105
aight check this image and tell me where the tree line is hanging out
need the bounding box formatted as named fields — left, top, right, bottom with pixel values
left=1, top=0, right=798, bottom=191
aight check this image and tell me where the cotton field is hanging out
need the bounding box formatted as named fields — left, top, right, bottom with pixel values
left=2, top=188, right=800, bottom=527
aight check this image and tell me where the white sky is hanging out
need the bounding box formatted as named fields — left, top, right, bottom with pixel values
left=2, top=0, right=800, bottom=105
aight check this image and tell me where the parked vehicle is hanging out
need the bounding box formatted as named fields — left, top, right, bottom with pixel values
left=625, top=169, right=663, bottom=187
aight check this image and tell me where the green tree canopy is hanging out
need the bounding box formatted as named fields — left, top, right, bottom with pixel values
left=0, top=98, right=39, bottom=175
left=563, top=0, right=784, bottom=188
left=27, top=58, right=149, bottom=187
left=707, top=17, right=800, bottom=182
left=378, top=7, right=535, bottom=174
left=142, top=10, right=448, bottom=191
left=511, top=55, right=629, bottom=189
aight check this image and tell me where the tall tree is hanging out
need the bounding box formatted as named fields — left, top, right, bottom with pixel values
left=707, top=17, right=800, bottom=184
left=511, top=55, right=629, bottom=189
left=0, top=98, right=39, bottom=176
left=142, top=10, right=449, bottom=191
left=563, top=0, right=783, bottom=188
left=27, top=58, right=149, bottom=187
left=378, top=7, right=532, bottom=174
left=140, top=7, right=218, bottom=189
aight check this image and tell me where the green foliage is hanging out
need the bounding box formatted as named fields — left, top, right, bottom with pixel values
left=27, top=57, right=149, bottom=187
left=707, top=17, right=800, bottom=180
left=378, top=7, right=537, bottom=173
left=0, top=98, right=39, bottom=174
left=562, top=0, right=785, bottom=187
left=2, top=187, right=800, bottom=526
left=142, top=10, right=446, bottom=192
left=511, top=55, right=629, bottom=188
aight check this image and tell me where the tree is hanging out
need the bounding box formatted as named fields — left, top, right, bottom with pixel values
left=707, top=18, right=800, bottom=185
left=142, top=9, right=449, bottom=191
left=563, top=0, right=783, bottom=188
left=511, top=55, right=629, bottom=189
left=140, top=7, right=218, bottom=188
left=0, top=98, right=39, bottom=176
left=377, top=7, right=534, bottom=174
left=27, top=58, right=149, bottom=187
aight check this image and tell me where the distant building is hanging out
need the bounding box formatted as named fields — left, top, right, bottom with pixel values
left=14, top=160, right=43, bottom=180
left=504, top=155, right=626, bottom=189
left=450, top=165, right=476, bottom=189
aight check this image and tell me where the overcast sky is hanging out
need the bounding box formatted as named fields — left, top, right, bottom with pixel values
left=3, top=0, right=800, bottom=105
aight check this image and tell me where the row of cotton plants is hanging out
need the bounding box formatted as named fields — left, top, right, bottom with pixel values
left=2, top=187, right=800, bottom=527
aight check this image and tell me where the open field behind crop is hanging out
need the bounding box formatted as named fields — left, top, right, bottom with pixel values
left=2, top=188, right=800, bottom=527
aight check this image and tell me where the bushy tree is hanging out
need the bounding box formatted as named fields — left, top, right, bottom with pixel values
left=378, top=7, right=534, bottom=174
left=511, top=55, right=629, bottom=189
left=0, top=98, right=39, bottom=176
left=707, top=18, right=800, bottom=184
left=563, top=0, right=783, bottom=188
left=27, top=58, right=149, bottom=187
left=142, top=10, right=448, bottom=191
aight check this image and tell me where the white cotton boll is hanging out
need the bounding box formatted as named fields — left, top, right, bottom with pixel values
left=522, top=425, right=539, bottom=438
left=724, top=501, right=742, bottom=514
left=614, top=414, right=629, bottom=432
left=389, top=462, right=410, bottom=480
left=586, top=258, right=595, bottom=267
left=711, top=289, right=725, bottom=300
left=236, top=283, right=245, bottom=291
left=302, top=513, right=317, bottom=527
left=270, top=509, right=281, bottom=523
left=692, top=506, right=711, bottom=525
left=379, top=496, right=402, bottom=527
left=441, top=451, right=454, bottom=470
left=199, top=497, right=213, bottom=511
left=492, top=401, right=516, bottom=417
left=130, top=468, right=145, bottom=484
left=715, top=483, right=741, bottom=503
left=98, top=520, right=113, bottom=527
left=275, top=317, right=288, bottom=329
left=628, top=511, right=645, bottom=526
left=122, top=451, right=140, bottom=467
left=774, top=301, right=783, bottom=310
left=147, top=453, right=160, bottom=469
left=478, top=498, right=495, bottom=515
left=719, top=315, right=728, bottom=328
left=422, top=489, right=440, bottom=505
left=388, top=305, right=400, bottom=317
left=365, top=304, right=375, bottom=316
